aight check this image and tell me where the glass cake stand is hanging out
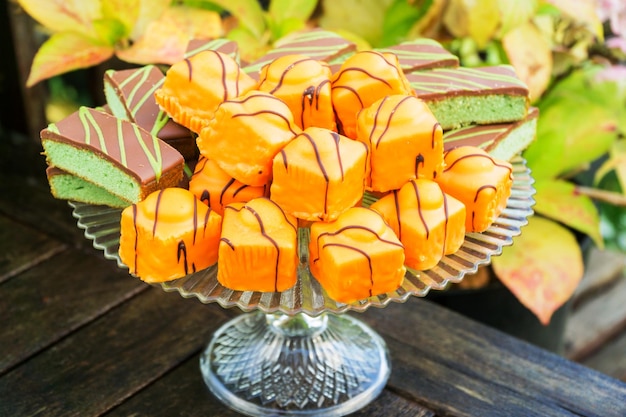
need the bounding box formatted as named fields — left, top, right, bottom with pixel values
left=71, top=155, right=534, bottom=416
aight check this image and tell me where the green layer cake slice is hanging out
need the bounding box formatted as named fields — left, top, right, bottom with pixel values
left=185, top=38, right=240, bottom=61
left=46, top=167, right=131, bottom=208
left=407, top=65, right=530, bottom=130
left=444, top=107, right=538, bottom=161
left=103, top=65, right=197, bottom=160
left=41, top=107, right=184, bottom=205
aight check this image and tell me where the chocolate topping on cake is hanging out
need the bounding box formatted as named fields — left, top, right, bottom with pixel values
left=42, top=107, right=183, bottom=186
left=407, top=65, right=529, bottom=100
left=378, top=38, right=459, bottom=73
left=244, top=29, right=357, bottom=78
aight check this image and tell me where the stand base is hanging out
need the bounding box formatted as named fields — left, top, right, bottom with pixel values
left=200, top=312, right=390, bottom=416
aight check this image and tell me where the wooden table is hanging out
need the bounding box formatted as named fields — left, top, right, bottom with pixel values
left=2, top=138, right=626, bottom=417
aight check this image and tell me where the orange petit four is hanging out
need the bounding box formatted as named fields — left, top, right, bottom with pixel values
left=370, top=179, right=466, bottom=271
left=154, top=50, right=256, bottom=134
left=436, top=146, right=513, bottom=233
left=308, top=207, right=406, bottom=303
left=271, top=126, right=367, bottom=221
left=119, top=188, right=222, bottom=283
left=331, top=51, right=415, bottom=139
left=356, top=94, right=443, bottom=192
left=188, top=157, right=269, bottom=216
left=218, top=197, right=298, bottom=292
left=257, top=54, right=336, bottom=131
left=198, top=91, right=302, bottom=186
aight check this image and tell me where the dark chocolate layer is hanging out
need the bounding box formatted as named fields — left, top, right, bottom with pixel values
left=407, top=65, right=529, bottom=100
left=244, top=29, right=356, bottom=78
left=42, top=107, right=183, bottom=185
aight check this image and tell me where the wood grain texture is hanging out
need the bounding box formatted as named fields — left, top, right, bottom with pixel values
left=0, top=248, right=145, bottom=374
left=358, top=298, right=626, bottom=417
left=0, top=214, right=66, bottom=283
left=0, top=287, right=236, bottom=417
left=564, top=276, right=626, bottom=361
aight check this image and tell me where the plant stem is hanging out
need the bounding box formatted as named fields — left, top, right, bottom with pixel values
left=574, top=186, right=626, bottom=207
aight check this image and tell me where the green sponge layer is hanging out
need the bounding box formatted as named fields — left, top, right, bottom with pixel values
left=427, top=95, right=529, bottom=131
left=43, top=140, right=141, bottom=203
left=47, top=167, right=131, bottom=208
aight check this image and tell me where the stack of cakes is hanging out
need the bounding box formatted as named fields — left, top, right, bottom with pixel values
left=39, top=30, right=534, bottom=304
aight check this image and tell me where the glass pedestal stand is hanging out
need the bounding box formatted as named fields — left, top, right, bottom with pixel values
left=70, top=156, right=534, bottom=417
left=201, top=312, right=389, bottom=416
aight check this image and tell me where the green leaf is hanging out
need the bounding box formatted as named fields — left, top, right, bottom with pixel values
left=533, top=179, right=603, bottom=248
left=492, top=216, right=584, bottom=325
left=101, top=0, right=141, bottom=39
left=269, top=0, right=317, bottom=26
left=227, top=26, right=269, bottom=63
left=93, top=17, right=128, bottom=45
left=318, top=0, right=394, bottom=47
left=526, top=93, right=618, bottom=179
left=26, top=32, right=114, bottom=86
left=198, top=0, right=266, bottom=39
left=379, top=0, right=432, bottom=47
left=17, top=0, right=101, bottom=36
left=270, top=17, right=308, bottom=42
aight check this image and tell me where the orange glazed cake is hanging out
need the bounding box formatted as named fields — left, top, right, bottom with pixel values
left=119, top=188, right=222, bottom=283
left=198, top=91, right=302, bottom=187
left=188, top=157, right=269, bottom=216
left=218, top=197, right=298, bottom=292
left=271, top=126, right=368, bottom=222
left=436, top=146, right=513, bottom=233
left=331, top=50, right=415, bottom=139
left=370, top=179, right=466, bottom=271
left=356, top=94, right=443, bottom=192
left=154, top=50, right=256, bottom=134
left=308, top=207, right=406, bottom=303
left=257, top=54, right=336, bottom=131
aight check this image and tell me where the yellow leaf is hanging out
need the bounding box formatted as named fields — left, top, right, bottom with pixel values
left=17, top=0, right=101, bottom=36
left=443, top=0, right=500, bottom=49
left=497, top=0, right=537, bottom=37
left=129, top=0, right=172, bottom=40
left=502, top=22, right=552, bottom=101
left=533, top=179, right=603, bottom=248
left=26, top=32, right=114, bottom=87
left=116, top=6, right=223, bottom=65
left=492, top=216, right=584, bottom=325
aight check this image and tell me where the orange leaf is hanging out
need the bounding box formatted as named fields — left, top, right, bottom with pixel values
left=492, top=216, right=584, bottom=325
left=116, top=6, right=223, bottom=65
left=17, top=0, right=101, bottom=36
left=130, top=0, right=172, bottom=40
left=502, top=22, right=552, bottom=101
left=26, top=32, right=114, bottom=87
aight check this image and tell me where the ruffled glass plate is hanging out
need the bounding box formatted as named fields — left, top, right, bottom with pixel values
left=70, top=155, right=534, bottom=416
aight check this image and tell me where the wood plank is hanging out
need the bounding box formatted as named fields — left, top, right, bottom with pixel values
left=0, top=214, right=66, bottom=283
left=358, top=298, right=626, bottom=417
left=0, top=248, right=146, bottom=374
left=107, top=353, right=436, bottom=417
left=573, top=248, right=626, bottom=304
left=0, top=287, right=237, bottom=417
left=0, top=172, right=88, bottom=247
left=581, top=329, right=626, bottom=382
left=564, top=276, right=626, bottom=361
